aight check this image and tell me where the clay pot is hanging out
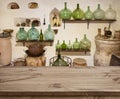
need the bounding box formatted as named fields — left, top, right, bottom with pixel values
left=27, top=43, right=45, bottom=57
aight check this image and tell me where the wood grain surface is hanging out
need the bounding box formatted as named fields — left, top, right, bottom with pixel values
left=0, top=66, right=120, bottom=99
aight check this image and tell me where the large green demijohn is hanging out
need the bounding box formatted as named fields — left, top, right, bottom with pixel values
left=60, top=2, right=72, bottom=20
left=72, top=4, right=84, bottom=20
left=27, top=24, right=39, bottom=40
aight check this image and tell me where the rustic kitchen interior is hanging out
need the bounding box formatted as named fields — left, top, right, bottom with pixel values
left=0, top=0, right=120, bottom=98
left=0, top=0, right=120, bottom=66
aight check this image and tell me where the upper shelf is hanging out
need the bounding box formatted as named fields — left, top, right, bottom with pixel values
left=62, top=19, right=117, bottom=29
left=16, top=40, right=54, bottom=46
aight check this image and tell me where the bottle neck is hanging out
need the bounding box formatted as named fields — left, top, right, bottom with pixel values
left=77, top=4, right=79, bottom=9
left=57, top=40, right=60, bottom=44
left=48, top=24, right=51, bottom=30
left=40, top=29, right=42, bottom=34
left=75, top=38, right=78, bottom=42
left=64, top=2, right=67, bottom=9
left=109, top=4, right=112, bottom=9
left=63, top=40, right=65, bottom=44
left=84, top=34, right=87, bottom=39
left=20, top=28, right=24, bottom=31
left=69, top=40, right=71, bottom=44
left=57, top=50, right=61, bottom=58
left=88, top=6, right=90, bottom=11
left=98, top=28, right=101, bottom=36
left=98, top=4, right=101, bottom=9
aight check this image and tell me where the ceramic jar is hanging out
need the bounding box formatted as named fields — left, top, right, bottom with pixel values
left=72, top=4, right=84, bottom=20
left=16, top=27, right=27, bottom=41
left=44, top=24, right=55, bottom=40
left=93, top=4, right=105, bottom=20
left=0, top=33, right=12, bottom=66
left=85, top=6, right=94, bottom=20
left=105, top=4, right=116, bottom=20
left=60, top=2, right=72, bottom=20
left=27, top=25, right=39, bottom=40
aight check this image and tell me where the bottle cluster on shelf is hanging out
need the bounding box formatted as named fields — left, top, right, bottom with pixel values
left=16, top=24, right=55, bottom=41
left=56, top=34, right=91, bottom=51
left=60, top=2, right=117, bottom=20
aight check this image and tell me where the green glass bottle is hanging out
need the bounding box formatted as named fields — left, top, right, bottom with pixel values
left=16, top=27, right=27, bottom=41
left=80, top=34, right=91, bottom=51
left=52, top=50, right=68, bottom=66
left=39, top=29, right=43, bottom=41
left=61, top=40, right=67, bottom=50
left=56, top=40, right=61, bottom=50
left=60, top=2, right=72, bottom=20
left=85, top=6, right=94, bottom=20
left=93, top=4, right=105, bottom=20
left=67, top=40, right=72, bottom=50
left=44, top=24, right=55, bottom=40
left=27, top=24, right=39, bottom=41
left=72, top=4, right=84, bottom=20
left=73, top=38, right=80, bottom=50
left=105, top=4, right=116, bottom=20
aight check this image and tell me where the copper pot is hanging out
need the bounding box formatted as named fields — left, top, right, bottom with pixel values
left=27, top=43, right=45, bottom=57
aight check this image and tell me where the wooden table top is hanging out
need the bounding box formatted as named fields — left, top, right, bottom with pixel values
left=0, top=66, right=120, bottom=96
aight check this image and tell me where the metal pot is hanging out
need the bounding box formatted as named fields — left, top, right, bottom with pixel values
left=26, top=43, right=45, bottom=57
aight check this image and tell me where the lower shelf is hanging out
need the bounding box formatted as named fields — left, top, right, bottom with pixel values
left=56, top=50, right=91, bottom=56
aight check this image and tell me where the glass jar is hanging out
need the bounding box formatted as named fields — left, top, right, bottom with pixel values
left=80, top=34, right=91, bottom=51
left=60, top=2, right=72, bottom=20
left=72, top=4, right=84, bottom=20
left=85, top=6, right=94, bottom=20
left=44, top=24, right=55, bottom=40
left=27, top=25, right=39, bottom=40
left=93, top=4, right=105, bottom=20
left=73, top=38, right=80, bottom=50
left=16, top=27, right=27, bottom=41
left=67, top=40, right=72, bottom=50
left=61, top=40, right=67, bottom=50
left=56, top=40, right=61, bottom=50
left=52, top=50, right=68, bottom=66
left=105, top=4, right=116, bottom=20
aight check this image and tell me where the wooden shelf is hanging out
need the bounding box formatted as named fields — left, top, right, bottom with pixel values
left=16, top=40, right=54, bottom=46
left=63, top=19, right=116, bottom=29
left=56, top=50, right=91, bottom=56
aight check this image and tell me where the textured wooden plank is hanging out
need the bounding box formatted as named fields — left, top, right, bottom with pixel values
left=0, top=66, right=120, bottom=97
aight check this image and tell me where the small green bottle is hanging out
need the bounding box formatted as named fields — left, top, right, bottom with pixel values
left=56, top=40, right=61, bottom=50
left=61, top=40, right=67, bottom=50
left=67, top=40, right=72, bottom=50
left=40, top=29, right=43, bottom=41
left=73, top=38, right=80, bottom=50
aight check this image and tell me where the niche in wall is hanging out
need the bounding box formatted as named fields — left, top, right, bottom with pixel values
left=14, top=17, right=40, bottom=27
